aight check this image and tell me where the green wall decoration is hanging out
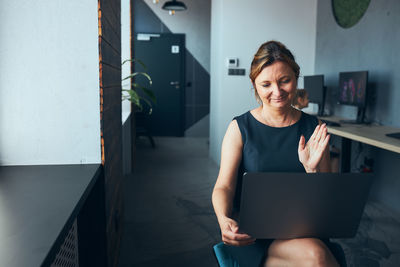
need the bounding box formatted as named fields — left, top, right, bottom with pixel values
left=332, top=0, right=371, bottom=28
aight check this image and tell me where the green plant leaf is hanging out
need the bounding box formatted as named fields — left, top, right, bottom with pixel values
left=121, top=58, right=147, bottom=70
left=139, top=98, right=153, bottom=115
left=132, top=83, right=142, bottom=88
left=140, top=87, right=157, bottom=104
left=121, top=58, right=156, bottom=113
left=122, top=89, right=141, bottom=108
left=122, top=72, right=152, bottom=85
left=132, top=85, right=156, bottom=104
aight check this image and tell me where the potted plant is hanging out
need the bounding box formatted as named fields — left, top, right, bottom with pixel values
left=121, top=59, right=156, bottom=113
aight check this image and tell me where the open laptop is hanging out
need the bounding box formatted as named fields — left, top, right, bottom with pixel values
left=238, top=172, right=374, bottom=239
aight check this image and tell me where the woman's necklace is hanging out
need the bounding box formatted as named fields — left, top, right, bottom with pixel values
left=261, top=108, right=294, bottom=127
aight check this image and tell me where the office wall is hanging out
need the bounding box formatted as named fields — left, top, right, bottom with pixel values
left=0, top=0, right=101, bottom=165
left=133, top=0, right=210, bottom=131
left=209, top=0, right=318, bottom=163
left=315, top=0, right=400, bottom=126
left=315, top=1, right=400, bottom=215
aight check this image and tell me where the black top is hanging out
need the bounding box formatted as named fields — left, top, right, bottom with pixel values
left=233, top=110, right=319, bottom=211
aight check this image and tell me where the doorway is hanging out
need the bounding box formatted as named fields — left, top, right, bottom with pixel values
left=134, top=33, right=185, bottom=137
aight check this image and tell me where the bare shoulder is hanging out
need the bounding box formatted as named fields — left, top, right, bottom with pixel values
left=224, top=119, right=243, bottom=148
left=217, top=119, right=244, bottom=188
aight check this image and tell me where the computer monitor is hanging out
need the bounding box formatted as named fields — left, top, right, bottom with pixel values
left=338, top=71, right=368, bottom=123
left=304, top=75, right=326, bottom=116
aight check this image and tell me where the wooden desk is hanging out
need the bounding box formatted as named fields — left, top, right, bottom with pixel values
left=319, top=116, right=400, bottom=172
left=0, top=164, right=107, bottom=267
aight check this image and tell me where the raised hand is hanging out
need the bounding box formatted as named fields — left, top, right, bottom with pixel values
left=298, top=124, right=330, bottom=173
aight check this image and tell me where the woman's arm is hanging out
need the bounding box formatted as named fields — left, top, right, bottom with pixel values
left=212, top=120, right=255, bottom=246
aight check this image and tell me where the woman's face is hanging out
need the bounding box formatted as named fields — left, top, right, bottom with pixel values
left=254, top=61, right=297, bottom=109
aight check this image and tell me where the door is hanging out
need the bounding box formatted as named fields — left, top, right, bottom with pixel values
left=134, top=33, right=185, bottom=136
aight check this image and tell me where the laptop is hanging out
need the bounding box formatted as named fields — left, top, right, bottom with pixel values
left=238, top=172, right=373, bottom=239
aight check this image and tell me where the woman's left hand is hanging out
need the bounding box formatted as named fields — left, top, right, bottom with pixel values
left=298, top=124, right=330, bottom=173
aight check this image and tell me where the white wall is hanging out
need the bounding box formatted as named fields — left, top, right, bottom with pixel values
left=142, top=0, right=211, bottom=72
left=121, top=0, right=131, bottom=123
left=0, top=0, right=101, bottom=165
left=209, top=0, right=318, bottom=164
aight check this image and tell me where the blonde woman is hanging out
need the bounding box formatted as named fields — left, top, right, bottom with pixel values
left=212, top=41, right=339, bottom=266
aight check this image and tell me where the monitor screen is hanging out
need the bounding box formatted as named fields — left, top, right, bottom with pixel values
left=304, top=75, right=324, bottom=104
left=338, top=71, right=368, bottom=107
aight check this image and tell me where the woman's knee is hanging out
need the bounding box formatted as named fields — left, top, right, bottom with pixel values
left=302, top=239, right=332, bottom=266
left=267, top=238, right=338, bottom=267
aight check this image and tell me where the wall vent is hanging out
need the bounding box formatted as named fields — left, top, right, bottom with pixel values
left=51, top=219, right=79, bottom=267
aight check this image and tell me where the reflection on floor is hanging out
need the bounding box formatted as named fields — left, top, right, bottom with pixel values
left=118, top=137, right=220, bottom=267
left=118, top=137, right=400, bottom=267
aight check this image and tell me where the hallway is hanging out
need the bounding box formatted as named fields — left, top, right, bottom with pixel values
left=118, top=137, right=220, bottom=267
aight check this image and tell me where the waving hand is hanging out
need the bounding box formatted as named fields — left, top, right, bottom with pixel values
left=298, top=124, right=330, bottom=173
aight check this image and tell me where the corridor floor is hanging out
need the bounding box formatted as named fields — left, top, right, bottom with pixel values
left=118, top=137, right=221, bottom=267
left=118, top=137, right=400, bottom=267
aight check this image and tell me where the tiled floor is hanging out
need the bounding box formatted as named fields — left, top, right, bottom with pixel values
left=118, top=137, right=400, bottom=267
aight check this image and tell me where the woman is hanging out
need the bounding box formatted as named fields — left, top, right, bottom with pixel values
left=293, top=89, right=309, bottom=110
left=212, top=41, right=339, bottom=266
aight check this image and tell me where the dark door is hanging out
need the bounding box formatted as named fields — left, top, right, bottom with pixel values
left=134, top=33, right=185, bottom=136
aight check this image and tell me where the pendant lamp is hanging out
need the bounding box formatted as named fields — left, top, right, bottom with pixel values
left=162, top=0, right=187, bottom=13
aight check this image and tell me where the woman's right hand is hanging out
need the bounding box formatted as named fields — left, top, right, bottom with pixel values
left=220, top=216, right=256, bottom=246
left=298, top=123, right=330, bottom=172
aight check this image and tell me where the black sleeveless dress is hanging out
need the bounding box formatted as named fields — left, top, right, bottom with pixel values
left=233, top=110, right=318, bottom=211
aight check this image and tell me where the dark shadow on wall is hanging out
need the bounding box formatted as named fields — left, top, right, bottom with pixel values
left=133, top=0, right=210, bottom=130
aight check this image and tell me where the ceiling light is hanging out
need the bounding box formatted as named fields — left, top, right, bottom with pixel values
left=162, top=0, right=187, bottom=12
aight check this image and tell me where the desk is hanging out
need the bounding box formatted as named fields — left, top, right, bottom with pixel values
left=0, top=164, right=107, bottom=267
left=319, top=116, right=400, bottom=172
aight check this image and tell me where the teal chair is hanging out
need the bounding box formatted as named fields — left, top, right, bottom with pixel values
left=213, top=241, right=347, bottom=267
left=213, top=242, right=266, bottom=267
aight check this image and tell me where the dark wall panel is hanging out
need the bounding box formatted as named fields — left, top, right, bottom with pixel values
left=133, top=0, right=210, bottom=131
left=101, top=65, right=121, bottom=88
left=101, top=43, right=122, bottom=71
left=134, top=0, right=170, bottom=33
left=99, top=0, right=124, bottom=266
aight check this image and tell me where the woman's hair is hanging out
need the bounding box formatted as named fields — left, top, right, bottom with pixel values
left=296, top=88, right=308, bottom=99
left=250, top=40, right=300, bottom=102
left=292, top=89, right=308, bottom=108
